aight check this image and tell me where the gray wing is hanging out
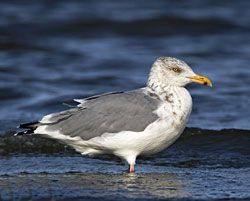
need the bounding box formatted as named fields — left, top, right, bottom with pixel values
left=39, top=89, right=160, bottom=140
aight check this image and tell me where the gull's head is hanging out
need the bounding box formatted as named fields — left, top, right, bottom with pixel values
left=148, top=57, right=212, bottom=88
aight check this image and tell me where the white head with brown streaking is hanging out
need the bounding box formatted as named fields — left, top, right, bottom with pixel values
left=148, top=57, right=212, bottom=91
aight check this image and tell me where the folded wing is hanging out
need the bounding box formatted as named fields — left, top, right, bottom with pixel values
left=36, top=89, right=160, bottom=141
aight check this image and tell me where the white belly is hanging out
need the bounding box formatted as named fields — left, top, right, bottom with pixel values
left=80, top=117, right=186, bottom=161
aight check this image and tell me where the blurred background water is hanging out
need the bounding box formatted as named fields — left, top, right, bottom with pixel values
left=0, top=0, right=250, bottom=132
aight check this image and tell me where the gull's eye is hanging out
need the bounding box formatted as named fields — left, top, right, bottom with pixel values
left=171, top=67, right=182, bottom=73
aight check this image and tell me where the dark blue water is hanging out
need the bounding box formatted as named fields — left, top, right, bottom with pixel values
left=0, top=1, right=250, bottom=200
left=0, top=0, right=250, bottom=132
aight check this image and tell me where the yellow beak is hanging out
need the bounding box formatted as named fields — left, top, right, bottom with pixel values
left=189, top=74, right=213, bottom=87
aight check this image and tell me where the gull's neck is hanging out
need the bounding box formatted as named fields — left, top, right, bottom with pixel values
left=146, top=83, right=193, bottom=123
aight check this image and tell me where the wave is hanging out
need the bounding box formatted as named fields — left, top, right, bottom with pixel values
left=1, top=14, right=247, bottom=43
left=1, top=128, right=249, bottom=156
left=66, top=16, right=244, bottom=36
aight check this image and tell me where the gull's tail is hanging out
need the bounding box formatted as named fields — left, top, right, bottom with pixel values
left=15, top=121, right=41, bottom=136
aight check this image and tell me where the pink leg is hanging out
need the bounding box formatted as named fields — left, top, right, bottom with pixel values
left=128, top=164, right=135, bottom=173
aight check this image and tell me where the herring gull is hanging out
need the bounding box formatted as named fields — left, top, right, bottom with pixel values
left=16, top=57, right=212, bottom=173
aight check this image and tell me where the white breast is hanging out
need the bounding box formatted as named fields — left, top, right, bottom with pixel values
left=138, top=86, right=192, bottom=155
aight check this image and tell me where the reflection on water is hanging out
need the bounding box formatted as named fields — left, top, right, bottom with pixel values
left=118, top=173, right=187, bottom=199
left=0, top=173, right=188, bottom=200
left=0, top=166, right=250, bottom=200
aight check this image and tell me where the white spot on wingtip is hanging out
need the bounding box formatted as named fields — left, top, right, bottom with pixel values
left=74, top=99, right=86, bottom=104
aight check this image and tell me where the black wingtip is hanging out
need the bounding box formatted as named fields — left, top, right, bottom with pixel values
left=19, top=121, right=39, bottom=129
left=16, top=121, right=40, bottom=136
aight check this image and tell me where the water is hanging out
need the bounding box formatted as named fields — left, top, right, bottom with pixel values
left=0, top=128, right=250, bottom=200
left=1, top=0, right=250, bottom=131
left=0, top=0, right=250, bottom=200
